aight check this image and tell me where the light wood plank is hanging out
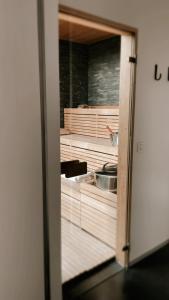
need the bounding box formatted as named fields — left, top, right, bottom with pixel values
left=60, top=134, right=118, bottom=155
left=81, top=194, right=117, bottom=218
left=59, top=13, right=129, bottom=46
left=64, top=107, right=119, bottom=115
left=116, top=35, right=136, bottom=265
left=62, top=219, right=115, bottom=283
left=80, top=182, right=117, bottom=203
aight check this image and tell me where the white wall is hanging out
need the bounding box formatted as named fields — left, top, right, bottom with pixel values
left=0, top=1, right=45, bottom=299
left=1, top=1, right=168, bottom=298
left=59, top=0, right=169, bottom=261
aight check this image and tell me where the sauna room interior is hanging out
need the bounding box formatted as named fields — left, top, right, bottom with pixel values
left=59, top=11, right=134, bottom=284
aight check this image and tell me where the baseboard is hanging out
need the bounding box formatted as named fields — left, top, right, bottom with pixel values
left=129, top=239, right=169, bottom=267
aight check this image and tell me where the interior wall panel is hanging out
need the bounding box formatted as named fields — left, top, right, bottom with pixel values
left=0, top=1, right=45, bottom=299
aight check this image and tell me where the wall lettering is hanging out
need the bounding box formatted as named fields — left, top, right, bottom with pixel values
left=154, top=65, right=169, bottom=81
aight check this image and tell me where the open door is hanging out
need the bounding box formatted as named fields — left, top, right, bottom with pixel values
left=117, top=34, right=137, bottom=266
left=59, top=6, right=137, bottom=276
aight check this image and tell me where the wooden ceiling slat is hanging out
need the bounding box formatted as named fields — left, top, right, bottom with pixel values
left=59, top=13, right=121, bottom=44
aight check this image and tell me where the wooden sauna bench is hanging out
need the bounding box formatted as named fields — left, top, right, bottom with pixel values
left=64, top=106, right=119, bottom=139
left=61, top=106, right=119, bottom=171
left=61, top=176, right=117, bottom=249
left=61, top=106, right=119, bottom=249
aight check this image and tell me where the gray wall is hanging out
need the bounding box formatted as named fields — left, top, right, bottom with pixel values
left=43, top=0, right=62, bottom=298
left=88, top=37, right=121, bottom=105
left=0, top=1, right=45, bottom=299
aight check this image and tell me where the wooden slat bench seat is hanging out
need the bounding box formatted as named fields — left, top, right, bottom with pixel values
left=60, top=134, right=118, bottom=172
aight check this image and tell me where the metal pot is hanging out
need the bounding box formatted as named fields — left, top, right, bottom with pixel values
left=95, top=163, right=117, bottom=192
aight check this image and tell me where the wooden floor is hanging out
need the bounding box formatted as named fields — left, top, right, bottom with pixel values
left=62, top=218, right=115, bottom=283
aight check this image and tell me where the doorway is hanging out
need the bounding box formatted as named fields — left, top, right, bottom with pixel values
left=59, top=6, right=137, bottom=285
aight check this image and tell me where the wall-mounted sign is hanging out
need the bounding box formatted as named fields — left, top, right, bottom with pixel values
left=154, top=64, right=169, bottom=81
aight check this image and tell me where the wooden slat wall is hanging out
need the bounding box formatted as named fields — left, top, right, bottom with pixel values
left=64, top=107, right=119, bottom=139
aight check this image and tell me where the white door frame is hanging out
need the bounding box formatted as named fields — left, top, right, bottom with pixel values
left=37, top=0, right=62, bottom=300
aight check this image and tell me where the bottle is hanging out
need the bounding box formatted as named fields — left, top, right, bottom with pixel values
left=106, top=125, right=118, bottom=147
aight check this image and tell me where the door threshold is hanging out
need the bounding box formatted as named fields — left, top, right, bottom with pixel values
left=63, top=259, right=123, bottom=300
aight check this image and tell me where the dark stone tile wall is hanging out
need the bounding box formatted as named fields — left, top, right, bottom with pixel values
left=59, top=40, right=88, bottom=127
left=59, top=36, right=121, bottom=126
left=88, top=36, right=121, bottom=105
left=59, top=40, right=70, bottom=127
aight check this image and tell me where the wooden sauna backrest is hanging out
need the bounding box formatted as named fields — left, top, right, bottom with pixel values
left=64, top=107, right=119, bottom=139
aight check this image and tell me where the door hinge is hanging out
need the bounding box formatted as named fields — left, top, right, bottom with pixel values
left=129, top=56, right=137, bottom=64
left=122, top=243, right=130, bottom=252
